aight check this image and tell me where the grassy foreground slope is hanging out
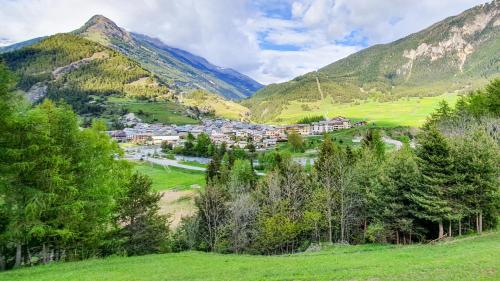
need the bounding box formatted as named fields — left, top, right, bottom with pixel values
left=3, top=231, right=499, bottom=281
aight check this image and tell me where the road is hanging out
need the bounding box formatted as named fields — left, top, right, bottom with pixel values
left=125, top=152, right=266, bottom=176
left=143, top=157, right=206, bottom=171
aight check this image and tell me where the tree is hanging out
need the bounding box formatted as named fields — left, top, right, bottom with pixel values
left=380, top=143, right=421, bottom=243
left=361, top=128, right=385, bottom=161
left=353, top=148, right=383, bottom=241
left=451, top=130, right=499, bottom=234
left=413, top=126, right=453, bottom=239
left=228, top=193, right=259, bottom=253
left=314, top=136, right=358, bottom=243
left=313, top=136, right=337, bottom=243
left=195, top=182, right=228, bottom=251
left=116, top=173, right=169, bottom=256
left=206, top=152, right=222, bottom=183
left=288, top=131, right=304, bottom=152
left=1, top=99, right=129, bottom=267
left=195, top=133, right=212, bottom=157
left=183, top=133, right=195, bottom=155
left=228, top=159, right=256, bottom=196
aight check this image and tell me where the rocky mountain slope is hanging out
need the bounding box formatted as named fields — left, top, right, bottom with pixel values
left=243, top=0, right=500, bottom=122
left=73, top=15, right=262, bottom=100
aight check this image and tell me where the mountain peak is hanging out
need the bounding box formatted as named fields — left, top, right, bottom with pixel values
left=75, top=15, right=133, bottom=44
left=86, top=15, right=115, bottom=26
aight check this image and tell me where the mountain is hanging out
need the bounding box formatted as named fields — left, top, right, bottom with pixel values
left=0, top=37, right=45, bottom=54
left=243, top=0, right=500, bottom=123
left=73, top=15, right=262, bottom=100
left=0, top=33, right=201, bottom=124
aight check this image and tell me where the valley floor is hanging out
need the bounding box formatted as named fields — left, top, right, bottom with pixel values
left=2, top=231, right=499, bottom=281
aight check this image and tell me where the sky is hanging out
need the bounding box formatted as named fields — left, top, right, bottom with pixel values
left=0, top=0, right=491, bottom=84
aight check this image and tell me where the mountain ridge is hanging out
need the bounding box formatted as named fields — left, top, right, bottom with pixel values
left=1, top=15, right=263, bottom=100
left=73, top=15, right=263, bottom=100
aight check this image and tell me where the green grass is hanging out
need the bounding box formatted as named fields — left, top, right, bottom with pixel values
left=108, top=97, right=199, bottom=125
left=2, top=231, right=499, bottom=281
left=133, top=162, right=205, bottom=191
left=183, top=90, right=250, bottom=120
left=178, top=160, right=208, bottom=168
left=276, top=93, right=460, bottom=127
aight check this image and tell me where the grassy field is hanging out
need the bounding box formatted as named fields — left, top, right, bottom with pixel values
left=2, top=231, right=498, bottom=281
left=108, top=97, right=199, bottom=125
left=276, top=93, right=460, bottom=127
left=182, top=90, right=250, bottom=120
left=133, top=162, right=205, bottom=191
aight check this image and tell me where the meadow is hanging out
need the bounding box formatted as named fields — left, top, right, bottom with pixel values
left=108, top=97, right=199, bottom=125
left=133, top=162, right=205, bottom=191
left=182, top=90, right=250, bottom=120
left=276, top=93, right=460, bottom=127
left=2, top=231, right=498, bottom=281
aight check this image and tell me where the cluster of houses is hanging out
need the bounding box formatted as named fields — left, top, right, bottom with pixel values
left=108, top=113, right=363, bottom=150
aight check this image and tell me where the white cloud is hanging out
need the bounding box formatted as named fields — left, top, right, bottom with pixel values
left=250, top=44, right=359, bottom=84
left=0, top=0, right=491, bottom=85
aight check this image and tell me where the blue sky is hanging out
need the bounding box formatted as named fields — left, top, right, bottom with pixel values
left=0, top=0, right=491, bottom=84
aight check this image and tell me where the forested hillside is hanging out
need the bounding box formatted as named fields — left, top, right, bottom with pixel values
left=243, top=1, right=500, bottom=122
left=0, top=34, right=201, bottom=123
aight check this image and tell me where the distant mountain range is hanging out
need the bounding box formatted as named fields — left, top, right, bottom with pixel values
left=243, top=0, right=500, bottom=122
left=1, top=15, right=263, bottom=100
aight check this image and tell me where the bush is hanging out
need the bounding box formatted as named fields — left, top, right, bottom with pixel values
left=366, top=222, right=387, bottom=243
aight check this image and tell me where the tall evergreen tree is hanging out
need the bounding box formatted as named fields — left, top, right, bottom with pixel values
left=413, top=126, right=453, bottom=238
left=380, top=143, right=421, bottom=243
left=116, top=173, right=169, bottom=256
left=451, top=130, right=499, bottom=234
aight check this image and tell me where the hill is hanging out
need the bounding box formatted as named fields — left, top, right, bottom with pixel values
left=0, top=33, right=199, bottom=124
left=1, top=231, right=499, bottom=280
left=73, top=15, right=263, bottom=100
left=181, top=90, right=250, bottom=120
left=243, top=1, right=500, bottom=124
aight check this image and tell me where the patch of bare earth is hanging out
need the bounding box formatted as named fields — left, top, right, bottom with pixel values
left=159, top=190, right=197, bottom=228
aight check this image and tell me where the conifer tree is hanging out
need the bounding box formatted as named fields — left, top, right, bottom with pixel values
left=116, top=173, right=169, bottom=256
left=413, top=126, right=453, bottom=238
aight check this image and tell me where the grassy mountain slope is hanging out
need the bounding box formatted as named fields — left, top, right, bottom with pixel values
left=0, top=33, right=198, bottom=124
left=181, top=90, right=250, bottom=120
left=2, top=231, right=499, bottom=281
left=74, top=15, right=262, bottom=100
left=243, top=1, right=500, bottom=123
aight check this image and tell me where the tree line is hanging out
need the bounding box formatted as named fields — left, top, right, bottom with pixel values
left=0, top=64, right=168, bottom=270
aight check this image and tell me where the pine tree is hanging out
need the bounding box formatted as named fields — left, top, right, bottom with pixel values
left=116, top=173, right=169, bottom=256
left=380, top=143, right=420, bottom=243
left=361, top=128, right=385, bottom=161
left=413, top=126, right=453, bottom=239
left=451, top=129, right=499, bottom=234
